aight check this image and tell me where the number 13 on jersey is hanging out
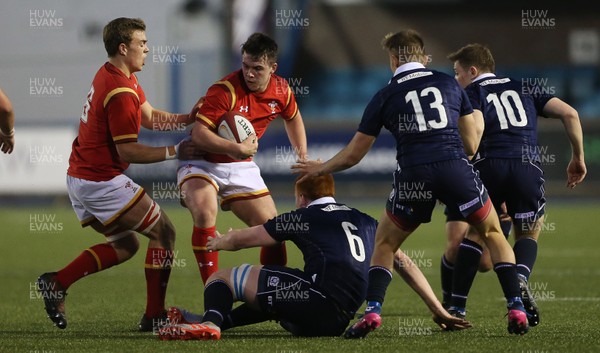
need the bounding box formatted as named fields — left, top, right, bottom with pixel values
left=405, top=87, right=448, bottom=132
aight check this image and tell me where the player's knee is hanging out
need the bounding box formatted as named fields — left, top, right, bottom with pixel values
left=205, top=264, right=254, bottom=302
left=111, top=233, right=140, bottom=262
left=191, top=209, right=217, bottom=227
left=445, top=231, right=465, bottom=259
left=186, top=199, right=217, bottom=226
left=182, top=189, right=218, bottom=225
left=478, top=262, right=493, bottom=272
left=465, top=232, right=485, bottom=247
left=514, top=219, right=543, bottom=239
left=242, top=211, right=274, bottom=227
left=205, top=269, right=231, bottom=287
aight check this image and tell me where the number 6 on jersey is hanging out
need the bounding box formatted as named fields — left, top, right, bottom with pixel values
left=342, top=221, right=366, bottom=262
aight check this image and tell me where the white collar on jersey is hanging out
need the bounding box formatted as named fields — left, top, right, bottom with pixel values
left=473, top=72, right=496, bottom=82
left=393, top=62, right=426, bottom=77
left=308, top=196, right=337, bottom=207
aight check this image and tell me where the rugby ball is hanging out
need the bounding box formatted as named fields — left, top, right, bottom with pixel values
left=217, top=111, right=255, bottom=143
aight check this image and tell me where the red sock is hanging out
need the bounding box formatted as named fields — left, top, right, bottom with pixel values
left=192, top=226, right=219, bottom=284
left=56, top=243, right=119, bottom=290
left=144, top=248, right=172, bottom=318
left=260, top=242, right=287, bottom=266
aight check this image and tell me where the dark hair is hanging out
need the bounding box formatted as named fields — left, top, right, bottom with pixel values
left=103, top=17, right=146, bottom=57
left=295, top=174, right=335, bottom=200
left=241, top=33, right=278, bottom=63
left=447, top=43, right=495, bottom=73
left=381, top=29, right=426, bottom=62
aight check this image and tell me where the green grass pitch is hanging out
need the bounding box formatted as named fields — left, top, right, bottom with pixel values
left=2, top=201, right=599, bottom=353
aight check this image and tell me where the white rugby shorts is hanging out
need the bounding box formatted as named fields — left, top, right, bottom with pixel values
left=66, top=174, right=145, bottom=227
left=177, top=160, right=270, bottom=209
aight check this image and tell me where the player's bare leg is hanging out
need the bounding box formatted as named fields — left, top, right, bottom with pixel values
left=229, top=195, right=286, bottom=266
left=181, top=178, right=219, bottom=284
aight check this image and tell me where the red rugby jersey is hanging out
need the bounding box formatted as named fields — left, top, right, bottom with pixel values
left=68, top=62, right=147, bottom=181
left=196, top=70, right=298, bottom=163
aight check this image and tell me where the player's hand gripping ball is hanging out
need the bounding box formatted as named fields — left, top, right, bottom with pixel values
left=217, top=111, right=255, bottom=143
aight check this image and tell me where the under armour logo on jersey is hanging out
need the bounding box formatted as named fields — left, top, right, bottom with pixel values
left=124, top=181, right=138, bottom=193
left=239, top=105, right=249, bottom=113
left=198, top=261, right=214, bottom=267
left=134, top=83, right=138, bottom=89
left=268, top=101, right=277, bottom=114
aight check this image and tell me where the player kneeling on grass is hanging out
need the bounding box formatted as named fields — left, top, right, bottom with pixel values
left=159, top=174, right=470, bottom=340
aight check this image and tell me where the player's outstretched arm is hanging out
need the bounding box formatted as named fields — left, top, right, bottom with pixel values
left=291, top=131, right=375, bottom=182
left=207, top=225, right=278, bottom=251
left=283, top=110, right=307, bottom=160
left=542, top=97, right=586, bottom=188
left=393, top=250, right=472, bottom=330
left=140, top=101, right=196, bottom=131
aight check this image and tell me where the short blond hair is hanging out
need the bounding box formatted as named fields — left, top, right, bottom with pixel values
left=381, top=29, right=426, bottom=62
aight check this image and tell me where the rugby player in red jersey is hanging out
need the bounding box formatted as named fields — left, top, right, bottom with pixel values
left=178, top=33, right=307, bottom=284
left=36, top=17, right=200, bottom=332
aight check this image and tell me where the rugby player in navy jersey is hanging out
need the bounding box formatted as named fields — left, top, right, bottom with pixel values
left=293, top=30, right=530, bottom=337
left=157, top=174, right=470, bottom=340
left=443, top=43, right=586, bottom=326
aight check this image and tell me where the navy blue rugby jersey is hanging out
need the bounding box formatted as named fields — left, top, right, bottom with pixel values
left=358, top=65, right=473, bottom=167
left=263, top=200, right=377, bottom=313
left=466, top=75, right=554, bottom=159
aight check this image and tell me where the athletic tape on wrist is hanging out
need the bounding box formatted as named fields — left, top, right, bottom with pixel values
left=0, top=128, right=14, bottom=137
left=165, top=146, right=176, bottom=160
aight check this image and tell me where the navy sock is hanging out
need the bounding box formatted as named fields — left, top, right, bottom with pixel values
left=440, top=255, right=454, bottom=306
left=494, top=262, right=524, bottom=310
left=202, top=280, right=233, bottom=327
left=365, top=266, right=393, bottom=313
left=221, top=303, right=270, bottom=330
left=450, top=238, right=482, bottom=309
left=513, top=237, right=538, bottom=280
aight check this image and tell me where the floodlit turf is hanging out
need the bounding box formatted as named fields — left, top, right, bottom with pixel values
left=2, top=201, right=600, bottom=353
